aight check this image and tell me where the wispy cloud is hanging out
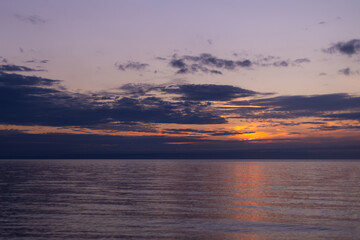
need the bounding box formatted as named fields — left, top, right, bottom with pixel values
left=169, top=53, right=251, bottom=74
left=116, top=61, right=149, bottom=71
left=25, top=59, right=49, bottom=64
left=324, top=39, right=360, bottom=56
left=229, top=93, right=360, bottom=120
left=0, top=57, right=8, bottom=63
left=0, top=64, right=44, bottom=72
left=167, top=53, right=310, bottom=74
left=161, top=84, right=257, bottom=101
left=14, top=14, right=47, bottom=25
left=338, top=67, right=358, bottom=76
left=252, top=56, right=310, bottom=67
left=163, top=128, right=254, bottom=136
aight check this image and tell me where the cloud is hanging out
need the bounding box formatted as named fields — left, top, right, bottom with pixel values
left=0, top=57, right=7, bottom=63
left=229, top=93, right=360, bottom=120
left=15, top=14, right=46, bottom=24
left=161, top=84, right=257, bottom=101
left=169, top=53, right=251, bottom=74
left=170, top=59, right=186, bottom=68
left=165, top=53, right=310, bottom=74
left=118, top=83, right=156, bottom=97
left=25, top=59, right=49, bottom=64
left=0, top=72, right=227, bottom=127
left=338, top=67, right=358, bottom=76
left=117, top=84, right=360, bottom=123
left=232, top=93, right=360, bottom=112
left=2, top=71, right=360, bottom=137
left=339, top=67, right=351, bottom=75
left=210, top=70, right=222, bottom=74
left=0, top=72, right=60, bottom=86
left=273, top=61, right=288, bottom=67
left=118, top=83, right=258, bottom=102
left=294, top=58, right=311, bottom=64
left=324, top=112, right=360, bottom=121
left=0, top=64, right=43, bottom=72
left=310, top=125, right=360, bottom=131
left=253, top=56, right=310, bottom=67
left=324, top=39, right=360, bottom=56
left=162, top=128, right=254, bottom=136
left=116, top=61, right=149, bottom=71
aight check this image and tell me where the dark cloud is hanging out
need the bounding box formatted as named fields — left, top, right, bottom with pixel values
left=15, top=14, right=46, bottom=24
left=110, top=96, right=226, bottom=124
left=273, top=61, right=288, bottom=67
left=210, top=70, right=222, bottom=74
left=0, top=57, right=7, bottom=63
left=88, top=122, right=158, bottom=133
left=232, top=93, right=360, bottom=112
left=117, top=83, right=360, bottom=123
left=294, top=58, right=311, bottom=64
left=166, top=53, right=310, bottom=74
left=339, top=67, right=351, bottom=75
left=310, top=125, right=360, bottom=131
left=251, top=55, right=310, bottom=68
left=338, top=67, right=358, bottom=76
left=155, top=57, right=167, bottom=61
left=324, top=112, right=360, bottom=121
left=161, top=84, right=257, bottom=101
left=229, top=93, right=360, bottom=120
left=182, top=53, right=252, bottom=69
left=0, top=64, right=43, bottom=72
left=25, top=59, right=49, bottom=64
left=170, top=59, right=186, bottom=68
left=301, top=121, right=326, bottom=125
left=116, top=61, right=148, bottom=71
left=118, top=83, right=258, bottom=102
left=169, top=53, right=251, bottom=74
left=118, top=83, right=156, bottom=97
left=163, top=128, right=254, bottom=136
left=0, top=72, right=60, bottom=86
left=0, top=73, right=94, bottom=126
left=0, top=73, right=227, bottom=127
left=2, top=71, right=360, bottom=145
left=325, top=39, right=360, bottom=56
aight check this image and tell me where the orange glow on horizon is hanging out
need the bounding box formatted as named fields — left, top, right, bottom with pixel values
left=1, top=118, right=360, bottom=145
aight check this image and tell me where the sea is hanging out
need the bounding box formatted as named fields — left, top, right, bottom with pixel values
left=0, top=159, right=359, bottom=240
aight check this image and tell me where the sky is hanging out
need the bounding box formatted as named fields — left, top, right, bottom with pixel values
left=1, top=0, right=360, bottom=159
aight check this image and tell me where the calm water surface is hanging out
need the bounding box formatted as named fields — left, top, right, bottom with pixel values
left=0, top=160, right=359, bottom=239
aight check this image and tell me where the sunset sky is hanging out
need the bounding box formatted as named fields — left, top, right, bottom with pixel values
left=1, top=0, right=360, bottom=158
